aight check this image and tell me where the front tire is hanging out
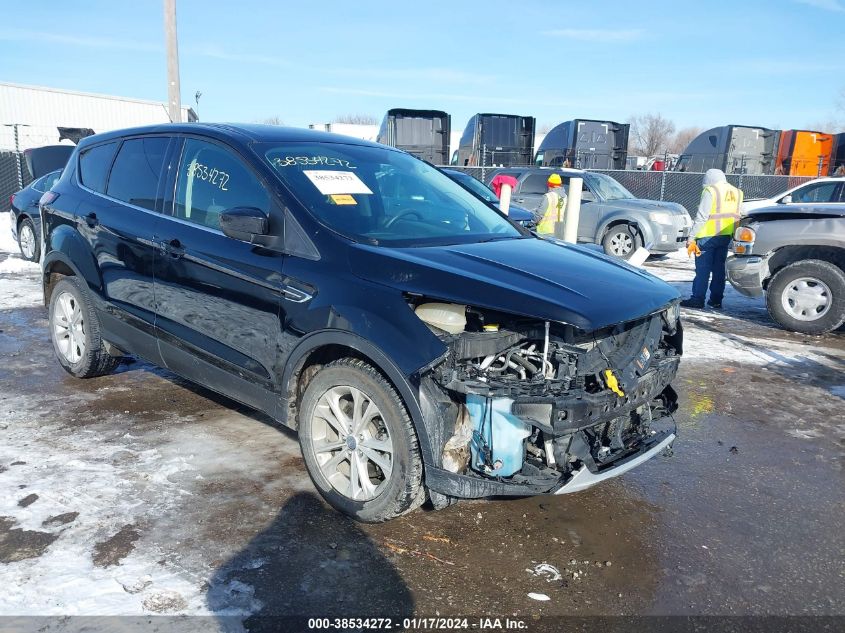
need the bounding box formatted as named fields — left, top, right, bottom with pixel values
left=602, top=224, right=642, bottom=259
left=49, top=277, right=120, bottom=378
left=766, top=260, right=845, bottom=334
left=18, top=217, right=39, bottom=262
left=298, top=359, right=423, bottom=522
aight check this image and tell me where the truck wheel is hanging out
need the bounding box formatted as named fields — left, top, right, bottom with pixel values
left=48, top=277, right=120, bottom=378
left=298, top=358, right=424, bottom=522
left=602, top=224, right=642, bottom=259
left=766, top=260, right=845, bottom=334
left=18, top=217, right=40, bottom=262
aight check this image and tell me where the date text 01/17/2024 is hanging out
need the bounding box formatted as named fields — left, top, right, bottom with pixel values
left=306, top=617, right=529, bottom=630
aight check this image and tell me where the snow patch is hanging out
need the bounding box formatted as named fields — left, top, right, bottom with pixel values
left=0, top=211, right=20, bottom=253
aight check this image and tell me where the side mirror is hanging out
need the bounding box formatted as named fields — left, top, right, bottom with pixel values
left=220, top=206, right=269, bottom=239
left=780, top=194, right=792, bottom=204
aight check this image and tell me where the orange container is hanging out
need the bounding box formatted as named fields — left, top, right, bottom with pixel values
left=776, top=130, right=834, bottom=176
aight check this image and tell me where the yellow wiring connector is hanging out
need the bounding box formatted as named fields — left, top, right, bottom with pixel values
left=603, top=369, right=625, bottom=397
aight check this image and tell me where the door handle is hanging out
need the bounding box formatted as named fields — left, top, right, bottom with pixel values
left=163, top=238, right=185, bottom=258
left=84, top=212, right=98, bottom=228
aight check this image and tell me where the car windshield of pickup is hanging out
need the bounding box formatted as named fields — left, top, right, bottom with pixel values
left=584, top=173, right=635, bottom=201
left=262, top=143, right=523, bottom=246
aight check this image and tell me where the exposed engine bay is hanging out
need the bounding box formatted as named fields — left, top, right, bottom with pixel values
left=412, top=299, right=682, bottom=501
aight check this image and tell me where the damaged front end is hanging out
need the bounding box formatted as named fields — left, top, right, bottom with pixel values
left=414, top=299, right=682, bottom=502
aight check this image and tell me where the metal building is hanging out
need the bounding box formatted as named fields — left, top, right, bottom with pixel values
left=0, top=82, right=197, bottom=151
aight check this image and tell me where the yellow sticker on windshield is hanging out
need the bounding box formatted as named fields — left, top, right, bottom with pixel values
left=330, top=194, right=357, bottom=205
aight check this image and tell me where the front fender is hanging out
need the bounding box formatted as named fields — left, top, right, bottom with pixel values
left=279, top=328, right=442, bottom=466
left=597, top=213, right=653, bottom=247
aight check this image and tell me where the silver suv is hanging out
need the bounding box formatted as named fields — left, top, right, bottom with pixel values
left=728, top=203, right=845, bottom=334
left=486, top=167, right=691, bottom=259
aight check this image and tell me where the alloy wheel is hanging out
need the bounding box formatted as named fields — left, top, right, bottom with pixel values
left=609, top=231, right=634, bottom=256
left=52, top=291, right=86, bottom=363
left=309, top=385, right=393, bottom=501
left=19, top=223, right=36, bottom=259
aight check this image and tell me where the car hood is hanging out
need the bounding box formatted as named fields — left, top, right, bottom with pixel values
left=349, top=237, right=679, bottom=331
left=747, top=203, right=845, bottom=221
left=603, top=198, right=686, bottom=214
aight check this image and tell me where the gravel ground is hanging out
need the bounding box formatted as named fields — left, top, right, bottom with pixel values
left=1, top=211, right=843, bottom=629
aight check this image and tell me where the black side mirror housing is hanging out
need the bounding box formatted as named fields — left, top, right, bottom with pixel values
left=220, top=207, right=269, bottom=240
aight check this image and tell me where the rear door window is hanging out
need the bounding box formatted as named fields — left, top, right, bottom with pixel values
left=78, top=142, right=118, bottom=193
left=106, top=137, right=169, bottom=211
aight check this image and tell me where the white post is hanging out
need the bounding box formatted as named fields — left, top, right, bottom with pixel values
left=562, top=177, right=582, bottom=243
left=163, top=0, right=182, bottom=123
left=499, top=183, right=512, bottom=215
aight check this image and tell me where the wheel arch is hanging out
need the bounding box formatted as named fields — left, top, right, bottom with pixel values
left=42, top=226, right=102, bottom=305
left=597, top=215, right=649, bottom=246
left=280, top=330, right=435, bottom=466
left=763, top=245, right=845, bottom=289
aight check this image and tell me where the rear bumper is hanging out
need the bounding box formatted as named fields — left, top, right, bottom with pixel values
left=726, top=255, right=767, bottom=297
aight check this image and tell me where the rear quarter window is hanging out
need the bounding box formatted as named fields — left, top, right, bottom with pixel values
left=78, top=142, right=118, bottom=193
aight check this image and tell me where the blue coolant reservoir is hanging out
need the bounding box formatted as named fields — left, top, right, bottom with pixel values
left=466, top=394, right=532, bottom=477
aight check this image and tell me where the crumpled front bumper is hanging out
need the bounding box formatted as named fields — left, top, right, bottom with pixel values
left=553, top=429, right=676, bottom=495
left=726, top=254, right=767, bottom=298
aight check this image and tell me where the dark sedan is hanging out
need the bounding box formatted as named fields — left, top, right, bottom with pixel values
left=9, top=169, right=62, bottom=261
left=441, top=168, right=535, bottom=229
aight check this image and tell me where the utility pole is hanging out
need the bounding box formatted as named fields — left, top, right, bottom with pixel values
left=163, top=0, right=182, bottom=123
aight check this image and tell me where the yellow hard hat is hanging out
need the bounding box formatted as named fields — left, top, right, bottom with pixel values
left=547, top=173, right=562, bottom=187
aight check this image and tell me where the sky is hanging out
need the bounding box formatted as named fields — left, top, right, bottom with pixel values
left=2, top=0, right=844, bottom=133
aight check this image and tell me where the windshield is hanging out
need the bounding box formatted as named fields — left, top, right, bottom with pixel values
left=584, top=173, right=635, bottom=200
left=446, top=170, right=498, bottom=203
left=262, top=143, right=522, bottom=246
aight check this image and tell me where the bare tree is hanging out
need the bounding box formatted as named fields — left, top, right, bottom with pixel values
left=669, top=126, right=702, bottom=154
left=538, top=122, right=554, bottom=135
left=334, top=114, right=378, bottom=125
left=256, top=116, right=284, bottom=125
left=629, top=113, right=676, bottom=157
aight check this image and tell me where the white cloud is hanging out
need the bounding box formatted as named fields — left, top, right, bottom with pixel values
left=0, top=31, right=160, bottom=52
left=794, top=0, right=844, bottom=11
left=189, top=45, right=293, bottom=68
left=542, top=28, right=645, bottom=42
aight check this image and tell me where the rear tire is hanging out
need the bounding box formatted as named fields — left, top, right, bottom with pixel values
left=766, top=260, right=845, bottom=334
left=298, top=358, right=424, bottom=522
left=18, top=217, right=40, bottom=262
left=602, top=224, right=642, bottom=259
left=48, top=277, right=120, bottom=378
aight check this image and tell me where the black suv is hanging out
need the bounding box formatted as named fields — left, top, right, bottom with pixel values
left=41, top=124, right=683, bottom=522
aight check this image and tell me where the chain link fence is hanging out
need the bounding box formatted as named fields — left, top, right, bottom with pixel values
left=442, top=165, right=816, bottom=219
left=1, top=151, right=32, bottom=207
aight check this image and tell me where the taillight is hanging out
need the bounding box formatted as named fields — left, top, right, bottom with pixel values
left=40, top=191, right=58, bottom=206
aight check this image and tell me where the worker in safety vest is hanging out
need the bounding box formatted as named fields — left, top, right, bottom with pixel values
left=537, top=173, right=567, bottom=235
left=681, top=169, right=743, bottom=309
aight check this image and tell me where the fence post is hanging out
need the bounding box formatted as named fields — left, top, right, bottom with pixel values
left=12, top=124, right=23, bottom=190
left=481, top=144, right=487, bottom=184
left=659, top=151, right=668, bottom=201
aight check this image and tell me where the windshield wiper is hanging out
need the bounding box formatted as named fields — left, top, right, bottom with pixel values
left=476, top=235, right=522, bottom=243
